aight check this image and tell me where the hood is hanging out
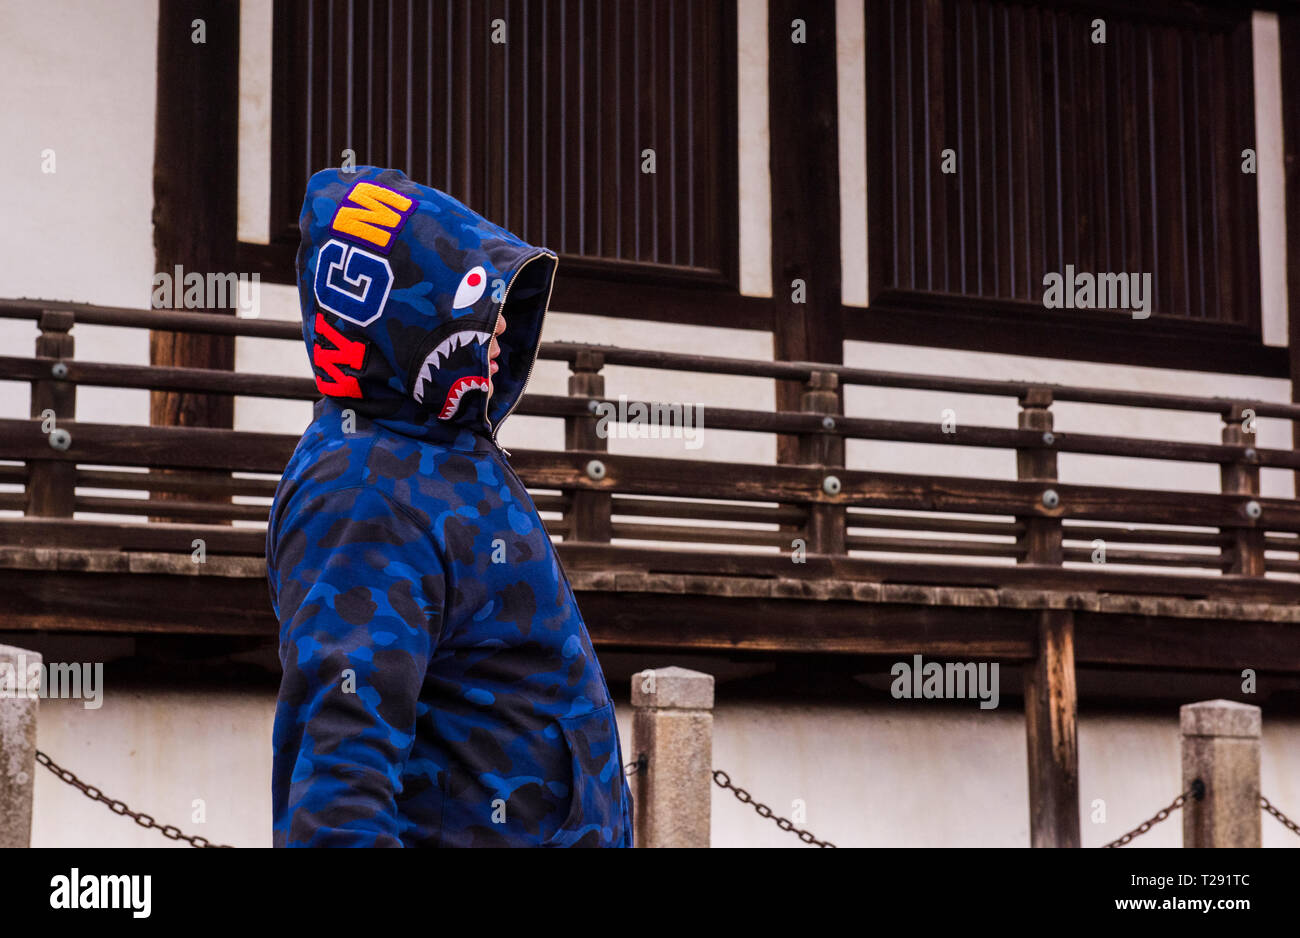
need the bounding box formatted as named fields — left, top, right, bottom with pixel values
left=295, top=166, right=558, bottom=446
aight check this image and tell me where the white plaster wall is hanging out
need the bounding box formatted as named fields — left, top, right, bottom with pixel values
left=737, top=0, right=773, bottom=299
left=713, top=702, right=1300, bottom=848
left=1254, top=12, right=1289, bottom=349
left=29, top=685, right=1300, bottom=848
left=0, top=0, right=158, bottom=429
left=238, top=0, right=273, bottom=246
left=32, top=685, right=275, bottom=848
left=838, top=0, right=868, bottom=305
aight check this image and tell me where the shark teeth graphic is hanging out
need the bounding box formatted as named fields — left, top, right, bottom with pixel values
left=412, top=329, right=491, bottom=404
left=438, top=374, right=490, bottom=420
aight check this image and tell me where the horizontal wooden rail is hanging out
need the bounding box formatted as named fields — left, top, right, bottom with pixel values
left=4, top=358, right=1291, bottom=468
left=0, top=298, right=300, bottom=340
left=508, top=449, right=1294, bottom=530
left=613, top=497, right=807, bottom=525
left=846, top=511, right=1022, bottom=536
left=0, top=418, right=297, bottom=473
left=3, top=517, right=1298, bottom=606
left=1, top=419, right=1288, bottom=531
left=4, top=296, right=1298, bottom=594
left=1060, top=524, right=1230, bottom=547
left=1059, top=547, right=1227, bottom=568
left=3, top=298, right=1298, bottom=418
left=76, top=468, right=280, bottom=498
left=0, top=517, right=267, bottom=554
left=844, top=535, right=1024, bottom=557
left=0, top=356, right=317, bottom=400
left=609, top=522, right=791, bottom=547
left=555, top=543, right=1300, bottom=603
left=73, top=496, right=271, bottom=523
left=551, top=342, right=1300, bottom=419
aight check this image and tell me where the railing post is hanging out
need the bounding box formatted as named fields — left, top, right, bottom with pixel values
left=1017, top=387, right=1076, bottom=846
left=800, top=370, right=845, bottom=554
left=1181, top=699, right=1261, bottom=848
left=1016, top=386, right=1061, bottom=565
left=1221, top=405, right=1265, bottom=575
left=565, top=349, right=611, bottom=542
left=27, top=310, right=76, bottom=517
left=631, top=667, right=715, bottom=848
left=0, top=645, right=41, bottom=848
left=1023, top=609, right=1080, bottom=847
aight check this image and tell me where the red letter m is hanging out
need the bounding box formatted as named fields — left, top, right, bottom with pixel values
left=312, top=313, right=366, bottom=398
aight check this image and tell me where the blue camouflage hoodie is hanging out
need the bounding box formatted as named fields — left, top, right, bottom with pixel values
left=268, top=166, right=633, bottom=847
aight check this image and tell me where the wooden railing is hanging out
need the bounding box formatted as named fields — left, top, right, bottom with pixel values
left=1, top=297, right=1299, bottom=602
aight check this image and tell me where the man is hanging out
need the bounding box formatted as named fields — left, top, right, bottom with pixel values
left=268, top=166, right=633, bottom=847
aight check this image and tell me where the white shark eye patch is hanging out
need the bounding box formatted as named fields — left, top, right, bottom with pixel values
left=453, top=266, right=488, bottom=309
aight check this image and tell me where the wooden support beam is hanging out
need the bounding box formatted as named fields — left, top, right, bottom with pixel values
left=1016, top=387, right=1062, bottom=566
left=151, top=0, right=240, bottom=426
left=769, top=0, right=842, bottom=465
left=150, top=0, right=241, bottom=517
left=1222, top=404, right=1264, bottom=575
left=1282, top=10, right=1300, bottom=498
left=4, top=547, right=1300, bottom=671
left=564, top=349, right=611, bottom=542
left=1024, top=608, right=1080, bottom=848
left=800, top=371, right=845, bottom=553
left=26, top=311, right=76, bottom=518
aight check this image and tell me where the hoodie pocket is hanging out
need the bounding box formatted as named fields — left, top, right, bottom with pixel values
left=543, top=703, right=625, bottom=847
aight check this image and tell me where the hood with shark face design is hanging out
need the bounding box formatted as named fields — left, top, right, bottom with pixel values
left=295, top=166, right=558, bottom=446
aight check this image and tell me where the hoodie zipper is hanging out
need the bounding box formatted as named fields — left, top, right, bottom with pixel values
left=479, top=252, right=626, bottom=826
left=483, top=249, right=603, bottom=695
left=491, top=413, right=618, bottom=711
left=480, top=256, right=620, bottom=729
left=486, top=250, right=558, bottom=458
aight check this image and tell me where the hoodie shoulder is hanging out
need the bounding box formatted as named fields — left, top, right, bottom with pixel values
left=281, top=406, right=379, bottom=496
left=277, top=405, right=442, bottom=529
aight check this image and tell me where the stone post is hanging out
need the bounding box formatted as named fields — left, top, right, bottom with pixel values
left=1181, top=699, right=1261, bottom=848
left=0, top=645, right=41, bottom=847
left=631, top=667, right=715, bottom=848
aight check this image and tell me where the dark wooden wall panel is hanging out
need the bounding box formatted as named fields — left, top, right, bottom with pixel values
left=866, top=0, right=1261, bottom=328
left=265, top=0, right=736, bottom=283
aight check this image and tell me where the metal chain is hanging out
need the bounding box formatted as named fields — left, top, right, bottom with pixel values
left=1102, top=780, right=1204, bottom=848
left=42, top=743, right=1282, bottom=849
left=35, top=750, right=231, bottom=848
left=712, top=769, right=836, bottom=847
left=1261, top=796, right=1300, bottom=837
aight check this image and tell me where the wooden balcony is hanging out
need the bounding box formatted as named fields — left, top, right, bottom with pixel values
left=5, top=296, right=1299, bottom=846
left=2, top=296, right=1299, bottom=660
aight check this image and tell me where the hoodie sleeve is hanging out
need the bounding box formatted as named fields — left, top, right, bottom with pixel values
left=271, top=483, right=444, bottom=848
